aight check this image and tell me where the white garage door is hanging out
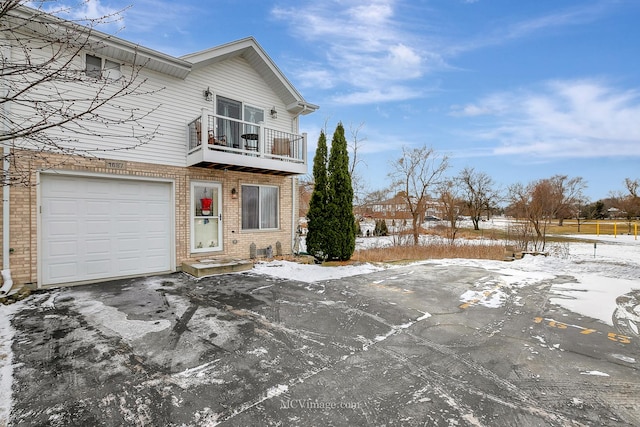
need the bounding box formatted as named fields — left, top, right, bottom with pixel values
left=41, top=174, right=173, bottom=286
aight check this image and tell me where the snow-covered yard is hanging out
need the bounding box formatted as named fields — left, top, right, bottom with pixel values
left=1, top=227, right=639, bottom=425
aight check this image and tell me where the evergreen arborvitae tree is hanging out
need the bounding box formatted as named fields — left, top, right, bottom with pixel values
left=306, top=131, right=329, bottom=260
left=325, top=123, right=356, bottom=260
left=379, top=219, right=388, bottom=236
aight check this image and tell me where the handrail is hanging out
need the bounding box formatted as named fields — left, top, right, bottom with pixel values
left=188, top=112, right=306, bottom=163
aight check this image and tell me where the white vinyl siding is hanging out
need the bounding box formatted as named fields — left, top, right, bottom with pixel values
left=8, top=35, right=296, bottom=167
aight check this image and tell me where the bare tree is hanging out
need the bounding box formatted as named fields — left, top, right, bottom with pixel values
left=625, top=178, right=639, bottom=198
left=437, top=179, right=461, bottom=243
left=507, top=175, right=586, bottom=251
left=547, top=175, right=587, bottom=226
left=347, top=121, right=368, bottom=207
left=458, top=167, right=499, bottom=231
left=611, top=178, right=640, bottom=233
left=1, top=2, right=161, bottom=186
left=388, top=145, right=448, bottom=245
left=507, top=181, right=550, bottom=251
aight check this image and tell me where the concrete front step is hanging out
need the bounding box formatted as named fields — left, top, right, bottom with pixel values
left=182, top=258, right=254, bottom=278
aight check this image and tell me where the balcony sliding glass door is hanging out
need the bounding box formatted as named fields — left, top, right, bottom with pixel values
left=216, top=96, right=264, bottom=151
left=216, top=96, right=241, bottom=148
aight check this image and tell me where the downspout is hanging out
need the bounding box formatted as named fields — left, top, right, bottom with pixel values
left=291, top=176, right=296, bottom=253
left=1, top=37, right=13, bottom=294
left=290, top=103, right=310, bottom=254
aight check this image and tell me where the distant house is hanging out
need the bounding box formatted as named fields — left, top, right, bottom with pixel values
left=356, top=192, right=444, bottom=223
left=1, top=6, right=318, bottom=288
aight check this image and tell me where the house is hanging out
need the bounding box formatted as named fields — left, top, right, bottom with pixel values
left=356, top=192, right=445, bottom=223
left=0, top=6, right=318, bottom=289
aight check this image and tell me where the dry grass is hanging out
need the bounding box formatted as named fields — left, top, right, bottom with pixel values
left=352, top=240, right=505, bottom=264
left=294, top=219, right=640, bottom=266
left=345, top=226, right=506, bottom=264
left=543, top=220, right=638, bottom=236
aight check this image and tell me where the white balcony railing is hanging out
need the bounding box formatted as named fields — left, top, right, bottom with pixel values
left=187, top=109, right=307, bottom=175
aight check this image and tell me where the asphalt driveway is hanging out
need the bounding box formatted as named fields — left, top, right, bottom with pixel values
left=7, top=264, right=640, bottom=426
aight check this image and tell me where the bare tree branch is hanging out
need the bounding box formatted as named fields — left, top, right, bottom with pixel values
left=1, top=2, right=163, bottom=186
left=388, top=145, right=448, bottom=245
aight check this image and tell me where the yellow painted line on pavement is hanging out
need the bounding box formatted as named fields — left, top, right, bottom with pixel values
left=533, top=317, right=631, bottom=345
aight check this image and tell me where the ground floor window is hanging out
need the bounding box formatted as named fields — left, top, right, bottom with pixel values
left=191, top=181, right=222, bottom=252
left=242, top=185, right=278, bottom=230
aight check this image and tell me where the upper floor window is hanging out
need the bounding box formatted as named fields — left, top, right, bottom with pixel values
left=85, top=54, right=121, bottom=79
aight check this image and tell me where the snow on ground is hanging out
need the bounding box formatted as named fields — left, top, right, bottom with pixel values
left=252, top=260, right=386, bottom=283
left=0, top=303, right=18, bottom=427
left=256, top=232, right=640, bottom=327
left=1, top=227, right=639, bottom=426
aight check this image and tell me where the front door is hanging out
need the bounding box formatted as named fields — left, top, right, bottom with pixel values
left=191, top=182, right=222, bottom=252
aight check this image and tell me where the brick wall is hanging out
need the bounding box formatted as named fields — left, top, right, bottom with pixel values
left=2, top=150, right=296, bottom=287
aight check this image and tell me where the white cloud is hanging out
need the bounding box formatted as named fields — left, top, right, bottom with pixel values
left=457, top=79, right=640, bottom=159
left=35, top=0, right=124, bottom=29
left=272, top=0, right=439, bottom=105
left=295, top=68, right=338, bottom=90
left=333, top=85, right=423, bottom=105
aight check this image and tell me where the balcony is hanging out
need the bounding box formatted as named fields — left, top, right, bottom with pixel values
left=187, top=111, right=307, bottom=176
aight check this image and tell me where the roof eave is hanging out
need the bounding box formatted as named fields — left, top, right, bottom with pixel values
left=10, top=5, right=192, bottom=79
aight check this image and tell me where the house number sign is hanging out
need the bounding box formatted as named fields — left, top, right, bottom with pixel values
left=105, top=161, right=126, bottom=170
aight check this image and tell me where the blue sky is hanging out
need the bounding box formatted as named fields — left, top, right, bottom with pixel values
left=54, top=0, right=640, bottom=201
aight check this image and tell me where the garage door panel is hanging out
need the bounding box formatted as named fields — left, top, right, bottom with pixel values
left=116, top=200, right=143, bottom=215
left=85, top=221, right=111, bottom=235
left=86, top=180, right=113, bottom=197
left=146, top=219, right=169, bottom=233
left=48, top=241, right=78, bottom=257
left=146, top=201, right=170, bottom=213
left=145, top=256, right=169, bottom=269
left=85, top=260, right=110, bottom=275
left=141, top=183, right=169, bottom=199
left=41, top=175, right=172, bottom=285
left=85, top=200, right=112, bottom=213
left=85, top=239, right=111, bottom=255
left=117, top=219, right=143, bottom=235
left=117, top=237, right=142, bottom=252
left=47, top=263, right=78, bottom=281
left=46, top=221, right=79, bottom=238
left=48, top=200, right=79, bottom=216
left=146, top=236, right=169, bottom=250
left=118, top=257, right=143, bottom=273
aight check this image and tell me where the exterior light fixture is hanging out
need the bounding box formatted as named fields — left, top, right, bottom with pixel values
left=204, top=87, right=213, bottom=101
left=270, top=106, right=277, bottom=119
left=231, top=187, right=237, bottom=199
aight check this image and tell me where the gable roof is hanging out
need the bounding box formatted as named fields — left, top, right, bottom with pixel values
left=181, top=37, right=318, bottom=116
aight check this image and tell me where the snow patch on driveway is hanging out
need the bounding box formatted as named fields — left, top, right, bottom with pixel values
left=74, top=297, right=171, bottom=341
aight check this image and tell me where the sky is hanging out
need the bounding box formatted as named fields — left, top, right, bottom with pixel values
left=46, top=0, right=640, bottom=201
